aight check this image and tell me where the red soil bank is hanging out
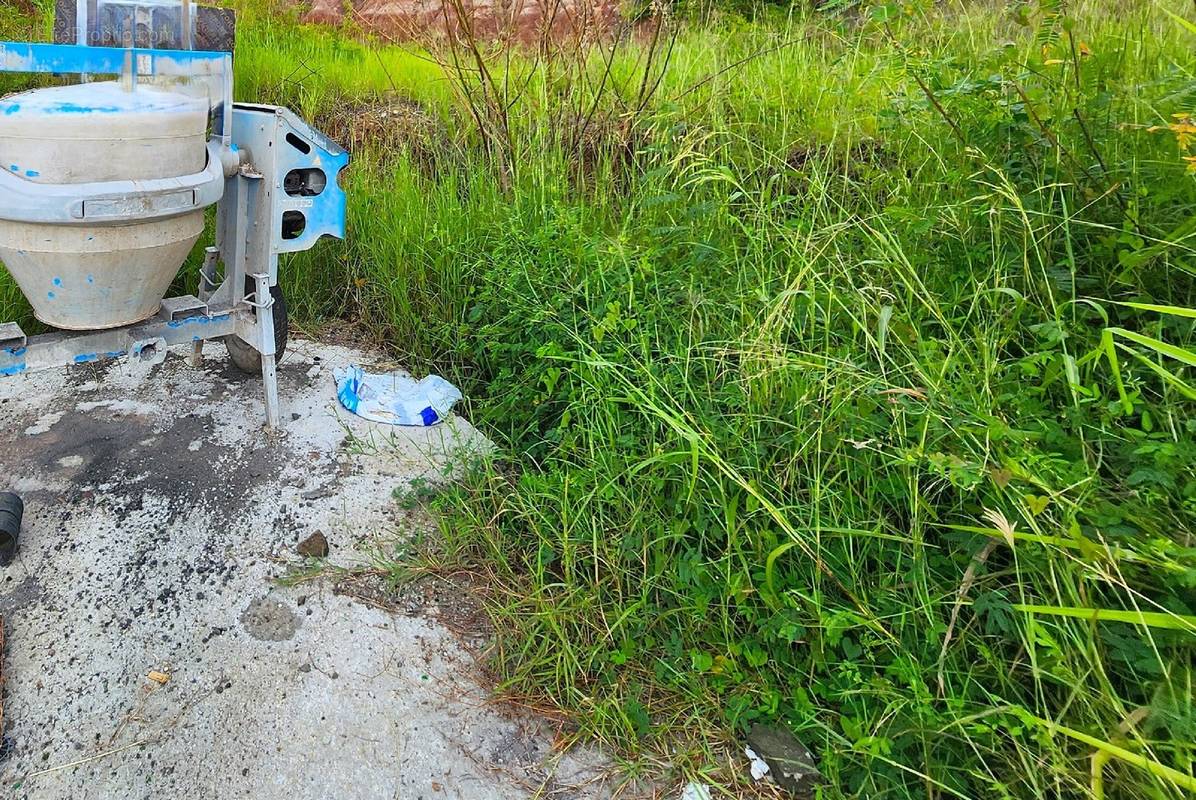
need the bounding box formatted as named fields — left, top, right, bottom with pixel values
left=302, top=0, right=623, bottom=42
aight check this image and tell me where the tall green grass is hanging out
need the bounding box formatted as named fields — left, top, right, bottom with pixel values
left=3, top=0, right=1196, bottom=795
left=333, top=4, right=1194, bottom=797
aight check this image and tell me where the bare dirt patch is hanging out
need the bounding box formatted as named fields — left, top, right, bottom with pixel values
left=314, top=94, right=452, bottom=169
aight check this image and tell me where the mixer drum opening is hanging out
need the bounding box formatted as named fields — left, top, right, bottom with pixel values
left=0, top=80, right=212, bottom=330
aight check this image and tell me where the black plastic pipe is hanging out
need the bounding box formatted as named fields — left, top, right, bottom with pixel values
left=0, top=492, right=22, bottom=566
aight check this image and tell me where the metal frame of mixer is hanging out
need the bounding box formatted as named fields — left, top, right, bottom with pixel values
left=0, top=40, right=349, bottom=428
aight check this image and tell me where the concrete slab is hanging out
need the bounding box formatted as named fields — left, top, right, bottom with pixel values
left=0, top=339, right=609, bottom=799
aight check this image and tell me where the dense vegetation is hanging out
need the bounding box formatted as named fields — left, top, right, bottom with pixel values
left=3, top=1, right=1195, bottom=796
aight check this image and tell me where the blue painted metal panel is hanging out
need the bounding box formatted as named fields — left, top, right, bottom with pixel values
left=274, top=108, right=350, bottom=249
left=231, top=105, right=350, bottom=253
left=0, top=41, right=227, bottom=76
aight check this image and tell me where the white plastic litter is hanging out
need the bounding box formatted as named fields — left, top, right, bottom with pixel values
left=334, top=366, right=462, bottom=426
left=745, top=746, right=771, bottom=781
left=679, top=782, right=712, bottom=800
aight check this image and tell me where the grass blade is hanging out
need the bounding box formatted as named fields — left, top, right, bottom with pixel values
left=1014, top=604, right=1196, bottom=631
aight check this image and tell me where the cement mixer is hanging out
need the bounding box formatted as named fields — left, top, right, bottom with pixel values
left=0, top=0, right=348, bottom=427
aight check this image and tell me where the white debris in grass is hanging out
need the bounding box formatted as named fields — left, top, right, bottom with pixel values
left=745, top=746, right=771, bottom=780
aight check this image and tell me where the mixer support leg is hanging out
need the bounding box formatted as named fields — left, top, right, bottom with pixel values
left=252, top=272, right=281, bottom=429
left=262, top=353, right=280, bottom=429
left=189, top=250, right=219, bottom=370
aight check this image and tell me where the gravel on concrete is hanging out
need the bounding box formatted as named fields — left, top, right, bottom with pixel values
left=0, top=338, right=610, bottom=799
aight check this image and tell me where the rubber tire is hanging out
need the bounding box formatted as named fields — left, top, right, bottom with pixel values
left=227, top=281, right=289, bottom=373
left=0, top=492, right=23, bottom=567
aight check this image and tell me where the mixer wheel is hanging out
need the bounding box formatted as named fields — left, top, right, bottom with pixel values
left=227, top=282, right=289, bottom=373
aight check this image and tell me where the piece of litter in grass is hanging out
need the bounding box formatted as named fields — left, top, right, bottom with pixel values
left=147, top=670, right=170, bottom=685
left=679, top=782, right=711, bottom=800
left=333, top=366, right=462, bottom=426
left=745, top=746, right=770, bottom=780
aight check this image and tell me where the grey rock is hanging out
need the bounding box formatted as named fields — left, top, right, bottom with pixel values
left=746, top=723, right=823, bottom=798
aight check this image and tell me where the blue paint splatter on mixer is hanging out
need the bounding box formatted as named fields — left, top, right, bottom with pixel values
left=48, top=102, right=122, bottom=114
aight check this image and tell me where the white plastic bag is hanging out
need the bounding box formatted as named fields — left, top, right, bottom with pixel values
left=334, top=366, right=462, bottom=426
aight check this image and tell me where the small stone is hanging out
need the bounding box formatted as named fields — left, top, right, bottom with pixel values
left=296, top=531, right=328, bottom=558
left=297, top=594, right=307, bottom=606
left=298, top=662, right=312, bottom=673
left=745, top=723, right=822, bottom=798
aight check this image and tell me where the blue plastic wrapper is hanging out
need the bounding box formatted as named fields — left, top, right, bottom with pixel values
left=334, top=366, right=462, bottom=426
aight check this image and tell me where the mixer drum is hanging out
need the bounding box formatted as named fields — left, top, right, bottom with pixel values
left=0, top=81, right=209, bottom=330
